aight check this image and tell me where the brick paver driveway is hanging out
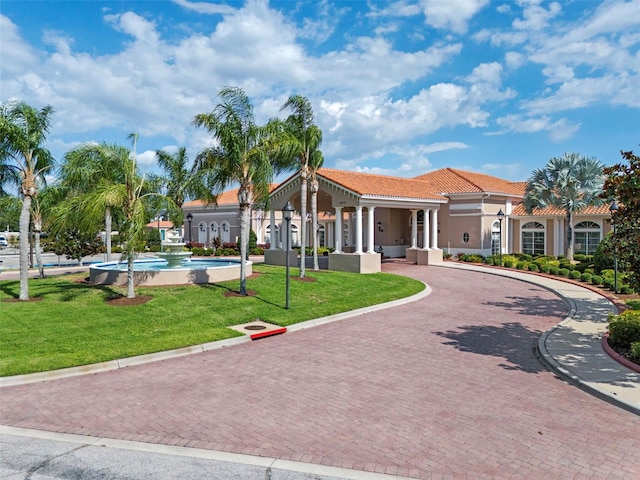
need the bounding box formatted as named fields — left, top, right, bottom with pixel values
left=2, top=264, right=639, bottom=478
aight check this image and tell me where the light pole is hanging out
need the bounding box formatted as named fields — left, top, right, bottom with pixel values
left=497, top=209, right=505, bottom=267
left=609, top=201, right=618, bottom=294
left=186, top=213, right=193, bottom=244
left=282, top=201, right=294, bottom=310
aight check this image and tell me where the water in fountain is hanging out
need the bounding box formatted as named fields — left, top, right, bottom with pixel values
left=156, top=229, right=193, bottom=267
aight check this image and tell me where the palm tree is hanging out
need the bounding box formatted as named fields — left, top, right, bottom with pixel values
left=59, top=141, right=128, bottom=262
left=280, top=95, right=323, bottom=278
left=308, top=150, right=324, bottom=271
left=0, top=101, right=54, bottom=300
left=193, top=87, right=290, bottom=295
left=54, top=135, right=164, bottom=298
left=524, top=153, right=605, bottom=261
left=31, top=184, right=66, bottom=278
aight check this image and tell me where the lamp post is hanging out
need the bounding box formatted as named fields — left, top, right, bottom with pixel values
left=609, top=201, right=618, bottom=294
left=497, top=209, right=505, bottom=267
left=282, top=201, right=294, bottom=310
left=186, top=213, right=193, bottom=244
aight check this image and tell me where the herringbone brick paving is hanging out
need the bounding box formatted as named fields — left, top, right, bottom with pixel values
left=2, top=264, right=639, bottom=478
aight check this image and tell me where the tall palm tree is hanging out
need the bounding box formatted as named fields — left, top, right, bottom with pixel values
left=59, top=141, right=128, bottom=261
left=0, top=101, right=54, bottom=300
left=281, top=95, right=323, bottom=278
left=153, top=147, right=207, bottom=231
left=308, top=150, right=324, bottom=271
left=193, top=87, right=290, bottom=295
left=54, top=135, right=164, bottom=298
left=524, top=153, right=605, bottom=261
left=31, top=184, right=66, bottom=278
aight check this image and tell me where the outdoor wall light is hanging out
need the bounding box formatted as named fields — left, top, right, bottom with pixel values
left=377, top=221, right=383, bottom=232
left=223, top=224, right=228, bottom=232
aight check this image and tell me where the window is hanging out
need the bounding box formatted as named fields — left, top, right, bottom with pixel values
left=574, top=221, right=601, bottom=255
left=462, top=232, right=469, bottom=243
left=317, top=225, right=325, bottom=247
left=522, top=222, right=544, bottom=255
left=491, top=221, right=500, bottom=255
left=265, top=224, right=279, bottom=244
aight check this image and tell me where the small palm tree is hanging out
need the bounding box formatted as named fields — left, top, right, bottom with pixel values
left=524, top=153, right=605, bottom=261
left=280, top=95, right=323, bottom=277
left=193, top=87, right=290, bottom=295
left=0, top=101, right=55, bottom=300
left=308, top=150, right=324, bottom=271
left=31, top=184, right=66, bottom=278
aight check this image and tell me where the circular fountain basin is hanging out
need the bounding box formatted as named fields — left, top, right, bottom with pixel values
left=89, top=258, right=252, bottom=286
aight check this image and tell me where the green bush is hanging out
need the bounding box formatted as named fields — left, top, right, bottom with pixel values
left=515, top=253, right=533, bottom=262
left=485, top=258, right=494, bottom=266
left=559, top=268, right=570, bottom=277
left=516, top=261, right=526, bottom=270
left=626, top=300, right=640, bottom=310
left=191, top=247, right=205, bottom=256
left=601, top=269, right=614, bottom=280
left=528, top=263, right=539, bottom=272
left=604, top=278, right=614, bottom=290
left=503, top=260, right=514, bottom=268
left=549, top=266, right=560, bottom=276
left=203, top=248, right=213, bottom=256
left=569, top=270, right=582, bottom=280
left=608, top=310, right=640, bottom=349
left=581, top=273, right=592, bottom=283
left=540, top=264, right=551, bottom=274
left=461, top=254, right=484, bottom=263
left=591, top=275, right=603, bottom=286
left=631, top=342, right=640, bottom=361
left=620, top=285, right=634, bottom=295
left=575, top=263, right=591, bottom=273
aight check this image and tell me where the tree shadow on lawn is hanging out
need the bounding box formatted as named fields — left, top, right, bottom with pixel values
left=0, top=277, right=123, bottom=303
left=434, top=293, right=570, bottom=374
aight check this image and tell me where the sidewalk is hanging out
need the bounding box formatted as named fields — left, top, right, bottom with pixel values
left=439, top=262, right=640, bottom=415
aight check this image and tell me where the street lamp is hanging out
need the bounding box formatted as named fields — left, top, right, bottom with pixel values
left=497, top=209, right=505, bottom=267
left=186, top=213, right=193, bottom=244
left=609, top=201, right=618, bottom=294
left=282, top=201, right=294, bottom=310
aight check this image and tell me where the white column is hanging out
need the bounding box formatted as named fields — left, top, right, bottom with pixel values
left=334, top=207, right=343, bottom=253
left=269, top=210, right=276, bottom=250
left=411, top=210, right=418, bottom=249
left=367, top=206, right=375, bottom=253
left=347, top=213, right=354, bottom=247
left=355, top=206, right=363, bottom=254
left=431, top=209, right=439, bottom=249
left=423, top=209, right=430, bottom=249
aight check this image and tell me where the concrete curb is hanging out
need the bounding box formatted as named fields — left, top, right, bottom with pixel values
left=0, top=282, right=430, bottom=387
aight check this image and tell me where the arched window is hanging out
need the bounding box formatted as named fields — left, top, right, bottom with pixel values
left=574, top=221, right=601, bottom=255
left=317, top=224, right=326, bottom=247
left=265, top=224, right=279, bottom=244
left=209, top=222, right=219, bottom=241
left=198, top=223, right=207, bottom=244
left=491, top=221, right=500, bottom=255
left=522, top=221, right=544, bottom=255
left=291, top=223, right=299, bottom=247
left=220, top=222, right=231, bottom=243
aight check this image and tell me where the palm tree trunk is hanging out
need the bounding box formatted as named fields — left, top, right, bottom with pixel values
left=311, top=180, right=319, bottom=271
left=565, top=209, right=574, bottom=262
left=18, top=196, right=31, bottom=300
left=105, top=206, right=112, bottom=262
left=33, top=215, right=45, bottom=278
left=299, top=169, right=308, bottom=278
left=239, top=203, right=250, bottom=295
left=127, top=251, right=135, bottom=298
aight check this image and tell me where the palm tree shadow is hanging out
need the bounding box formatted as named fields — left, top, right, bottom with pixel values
left=196, top=280, right=282, bottom=308
left=434, top=293, right=570, bottom=374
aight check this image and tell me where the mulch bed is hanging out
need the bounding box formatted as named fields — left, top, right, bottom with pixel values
left=106, top=295, right=153, bottom=306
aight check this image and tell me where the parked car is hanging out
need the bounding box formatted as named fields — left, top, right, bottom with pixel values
left=0, top=236, right=8, bottom=247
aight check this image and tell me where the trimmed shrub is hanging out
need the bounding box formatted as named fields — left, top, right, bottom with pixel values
left=191, top=247, right=205, bottom=256
left=515, top=253, right=533, bottom=262
left=603, top=278, right=615, bottom=290
left=631, top=342, right=640, bottom=361
left=549, top=266, right=560, bottom=276
left=559, top=268, right=570, bottom=277
left=608, top=310, right=640, bottom=349
left=503, top=260, right=514, bottom=268
left=485, top=258, right=494, bottom=266
left=540, top=264, right=551, bottom=274
left=626, top=300, right=640, bottom=310
left=620, top=285, right=634, bottom=295
left=591, top=275, right=603, bottom=286
left=581, top=273, right=592, bottom=283
left=528, top=263, right=539, bottom=272
left=516, top=261, right=527, bottom=270
left=569, top=270, right=582, bottom=280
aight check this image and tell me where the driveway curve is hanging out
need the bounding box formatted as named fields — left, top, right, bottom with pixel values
left=2, top=263, right=640, bottom=478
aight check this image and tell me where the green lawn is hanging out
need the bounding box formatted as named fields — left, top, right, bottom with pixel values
left=0, top=264, right=424, bottom=376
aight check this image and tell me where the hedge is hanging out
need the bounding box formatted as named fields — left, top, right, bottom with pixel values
left=608, top=311, right=640, bottom=350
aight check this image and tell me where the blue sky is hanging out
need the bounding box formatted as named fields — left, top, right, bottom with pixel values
left=1, top=0, right=639, bottom=182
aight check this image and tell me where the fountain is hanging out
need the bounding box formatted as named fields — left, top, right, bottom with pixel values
left=156, top=229, right=192, bottom=267
left=89, top=229, right=251, bottom=286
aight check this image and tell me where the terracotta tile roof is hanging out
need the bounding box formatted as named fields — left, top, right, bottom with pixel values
left=413, top=168, right=525, bottom=196
left=146, top=221, right=174, bottom=228
left=511, top=204, right=611, bottom=216
left=318, top=168, right=447, bottom=201
left=184, top=184, right=278, bottom=207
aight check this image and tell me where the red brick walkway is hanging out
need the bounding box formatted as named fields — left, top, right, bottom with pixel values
left=2, top=264, right=639, bottom=478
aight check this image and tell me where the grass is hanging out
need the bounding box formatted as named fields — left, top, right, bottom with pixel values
left=0, top=264, right=424, bottom=376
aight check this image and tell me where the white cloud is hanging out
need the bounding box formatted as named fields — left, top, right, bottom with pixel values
left=419, top=0, right=490, bottom=34
left=512, top=1, right=561, bottom=30
left=493, top=114, right=580, bottom=141
left=172, top=0, right=237, bottom=15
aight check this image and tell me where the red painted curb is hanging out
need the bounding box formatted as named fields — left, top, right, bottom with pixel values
left=250, top=327, right=287, bottom=340
left=601, top=333, right=640, bottom=374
